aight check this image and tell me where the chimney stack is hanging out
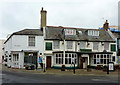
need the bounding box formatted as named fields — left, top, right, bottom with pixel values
left=41, top=7, right=47, bottom=31
left=103, top=20, right=109, bottom=31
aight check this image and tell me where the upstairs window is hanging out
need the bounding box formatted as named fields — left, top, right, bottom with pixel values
left=104, top=42, right=109, bottom=50
left=67, top=41, right=73, bottom=49
left=88, top=30, right=99, bottom=36
left=93, top=42, right=98, bottom=50
left=53, top=41, right=60, bottom=49
left=80, top=42, right=86, bottom=49
left=46, top=42, right=52, bottom=50
left=111, top=44, right=116, bottom=52
left=28, top=36, right=35, bottom=46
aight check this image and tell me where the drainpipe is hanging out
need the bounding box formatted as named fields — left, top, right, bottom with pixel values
left=63, top=29, right=65, bottom=65
left=43, top=27, right=46, bottom=72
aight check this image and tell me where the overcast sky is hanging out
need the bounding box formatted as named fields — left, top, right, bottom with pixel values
left=0, top=0, right=119, bottom=39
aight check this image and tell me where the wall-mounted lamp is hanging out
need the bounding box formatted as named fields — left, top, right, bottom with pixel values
left=101, top=42, right=104, bottom=46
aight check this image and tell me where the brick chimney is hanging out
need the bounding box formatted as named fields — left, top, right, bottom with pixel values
left=41, top=7, right=47, bottom=31
left=103, top=20, right=109, bottom=31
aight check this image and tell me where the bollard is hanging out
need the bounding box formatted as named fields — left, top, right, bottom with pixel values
left=73, top=63, right=75, bottom=74
left=107, top=63, right=109, bottom=74
left=43, top=63, right=46, bottom=72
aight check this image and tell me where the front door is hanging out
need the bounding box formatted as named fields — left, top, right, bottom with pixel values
left=46, top=56, right=51, bottom=68
left=83, top=57, right=88, bottom=69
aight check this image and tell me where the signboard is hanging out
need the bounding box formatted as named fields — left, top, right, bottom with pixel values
left=65, top=29, right=76, bottom=35
left=29, top=53, right=33, bottom=56
left=109, top=62, right=114, bottom=71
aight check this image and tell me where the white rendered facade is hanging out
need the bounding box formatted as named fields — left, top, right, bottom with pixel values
left=4, top=34, right=44, bottom=68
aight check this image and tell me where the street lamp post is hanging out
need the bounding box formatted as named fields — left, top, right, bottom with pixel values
left=73, top=56, right=75, bottom=74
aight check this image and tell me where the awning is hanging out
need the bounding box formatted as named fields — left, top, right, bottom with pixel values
left=53, top=51, right=113, bottom=54
left=21, top=50, right=39, bottom=52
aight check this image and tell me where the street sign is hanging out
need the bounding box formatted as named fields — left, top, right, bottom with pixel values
left=109, top=62, right=114, bottom=72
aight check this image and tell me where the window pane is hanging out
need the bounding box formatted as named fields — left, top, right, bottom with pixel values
left=112, top=56, right=115, bottom=62
left=104, top=59, right=106, bottom=64
left=104, top=42, right=109, bottom=50
left=94, top=55, right=96, bottom=58
left=111, top=44, right=116, bottom=51
left=101, top=59, right=103, bottom=64
left=94, top=59, right=96, bottom=64
left=54, top=41, right=60, bottom=49
left=80, top=42, right=86, bottom=49
left=29, top=36, right=35, bottom=46
left=93, top=42, right=98, bottom=50
left=69, top=58, right=71, bottom=64
left=67, top=41, right=73, bottom=49
left=104, top=55, right=106, bottom=58
left=65, top=58, right=67, bottom=64
left=46, top=42, right=52, bottom=50
left=101, top=55, right=103, bottom=58
left=97, top=55, right=99, bottom=58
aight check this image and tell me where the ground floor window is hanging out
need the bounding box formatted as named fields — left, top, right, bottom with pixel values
left=13, top=54, right=19, bottom=66
left=54, top=53, right=77, bottom=65
left=55, top=53, right=63, bottom=64
left=13, top=54, right=19, bottom=62
left=92, top=54, right=112, bottom=65
left=24, top=52, right=37, bottom=64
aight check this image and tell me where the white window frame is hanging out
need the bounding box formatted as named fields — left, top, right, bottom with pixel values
left=53, top=41, right=60, bottom=49
left=28, top=36, right=35, bottom=47
left=80, top=42, right=86, bottom=49
left=67, top=41, right=73, bottom=49
left=93, top=54, right=112, bottom=65
left=93, top=42, right=99, bottom=50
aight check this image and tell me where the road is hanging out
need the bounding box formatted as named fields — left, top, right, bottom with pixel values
left=1, top=70, right=119, bottom=84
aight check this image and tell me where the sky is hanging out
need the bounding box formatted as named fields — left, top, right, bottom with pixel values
left=0, top=0, right=119, bottom=39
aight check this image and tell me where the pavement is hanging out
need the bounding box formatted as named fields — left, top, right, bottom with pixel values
left=1, top=64, right=119, bottom=76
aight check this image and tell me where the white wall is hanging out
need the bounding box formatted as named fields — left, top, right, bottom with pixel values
left=4, top=35, right=44, bottom=68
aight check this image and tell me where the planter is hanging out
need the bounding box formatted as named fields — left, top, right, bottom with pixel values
left=87, top=68, right=91, bottom=72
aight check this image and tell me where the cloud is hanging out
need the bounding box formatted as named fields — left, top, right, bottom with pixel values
left=0, top=0, right=118, bottom=38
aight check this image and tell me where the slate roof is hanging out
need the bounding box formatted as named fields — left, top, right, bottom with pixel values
left=4, top=29, right=43, bottom=44
left=45, top=26, right=115, bottom=42
left=13, top=29, right=43, bottom=36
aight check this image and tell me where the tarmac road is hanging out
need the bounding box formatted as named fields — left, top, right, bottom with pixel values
left=2, top=70, right=119, bottom=84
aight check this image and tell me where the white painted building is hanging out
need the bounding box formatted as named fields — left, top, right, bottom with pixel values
left=0, top=39, right=5, bottom=63
left=43, top=26, right=117, bottom=69
left=4, top=29, right=44, bottom=68
left=40, top=8, right=117, bottom=69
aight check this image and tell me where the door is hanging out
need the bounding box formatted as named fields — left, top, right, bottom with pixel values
left=83, top=57, right=88, bottom=69
left=46, top=56, right=51, bottom=68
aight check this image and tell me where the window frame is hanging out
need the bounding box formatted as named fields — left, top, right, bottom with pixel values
left=67, top=41, right=73, bottom=49
left=28, top=36, right=35, bottom=47
left=46, top=42, right=52, bottom=51
left=53, top=41, right=60, bottom=49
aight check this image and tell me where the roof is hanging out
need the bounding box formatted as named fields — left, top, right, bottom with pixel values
left=45, top=26, right=115, bottom=42
left=4, top=29, right=43, bottom=44
left=13, top=29, right=43, bottom=35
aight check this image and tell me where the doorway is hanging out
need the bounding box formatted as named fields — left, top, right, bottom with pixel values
left=83, top=57, right=88, bottom=69
left=46, top=56, right=51, bottom=68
